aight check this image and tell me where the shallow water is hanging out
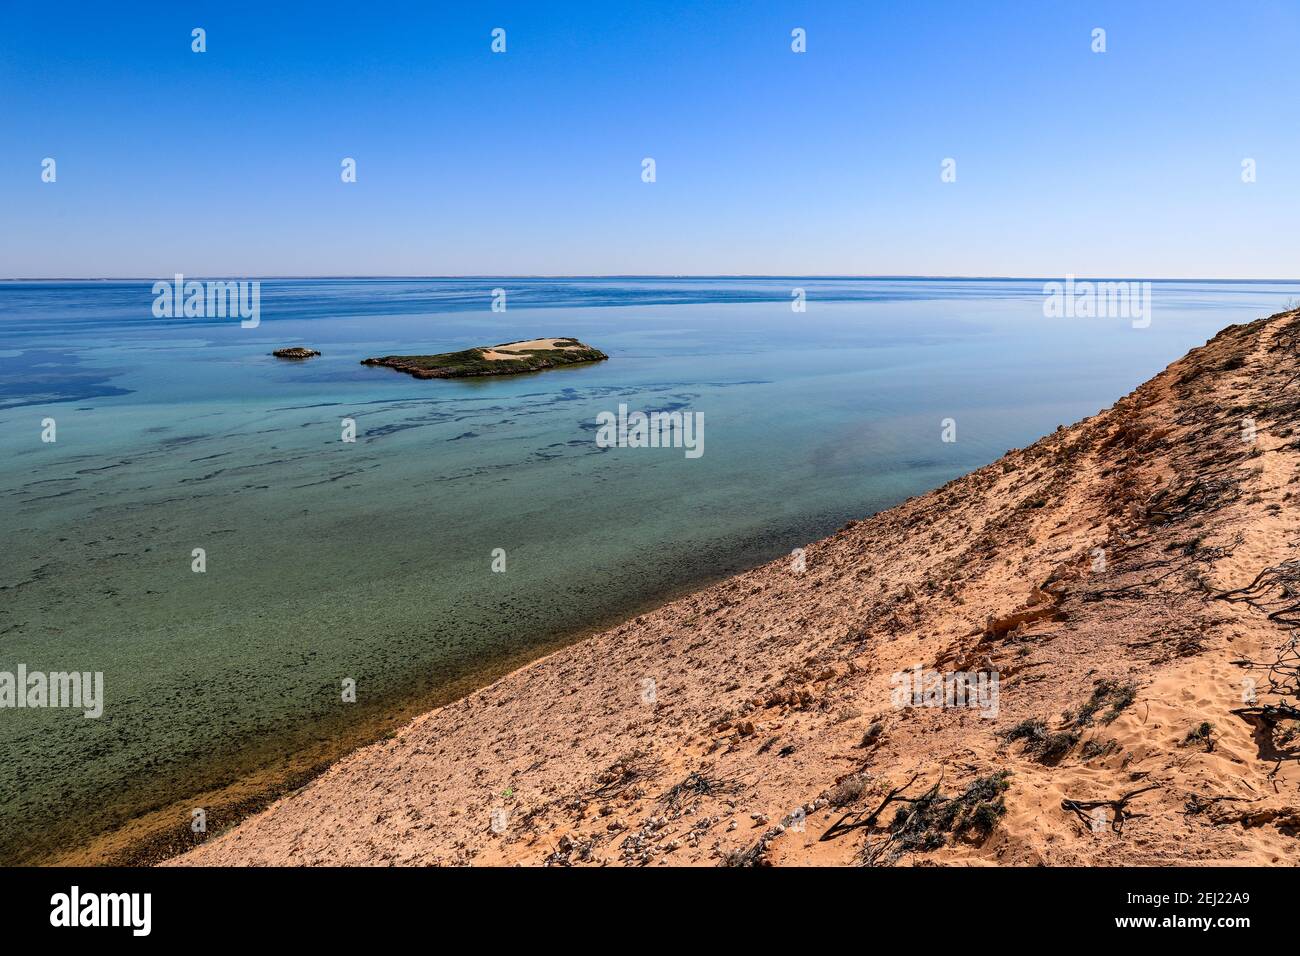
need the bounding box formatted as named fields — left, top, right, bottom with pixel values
left=1, top=277, right=1296, bottom=862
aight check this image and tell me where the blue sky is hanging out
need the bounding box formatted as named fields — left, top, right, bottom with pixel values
left=1, top=1, right=1297, bottom=278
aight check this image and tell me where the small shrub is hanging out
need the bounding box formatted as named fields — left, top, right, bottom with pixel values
left=1081, top=738, right=1119, bottom=759
left=1037, top=729, right=1082, bottom=762
left=827, top=774, right=870, bottom=808
left=1276, top=720, right=1300, bottom=747
left=1182, top=721, right=1215, bottom=752
left=1074, top=679, right=1138, bottom=726
left=999, top=719, right=1080, bottom=764
left=887, top=771, right=1011, bottom=854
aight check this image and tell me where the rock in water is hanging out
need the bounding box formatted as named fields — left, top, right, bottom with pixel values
left=272, top=347, right=321, bottom=359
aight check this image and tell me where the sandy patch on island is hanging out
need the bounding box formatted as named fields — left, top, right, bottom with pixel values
left=481, top=338, right=578, bottom=360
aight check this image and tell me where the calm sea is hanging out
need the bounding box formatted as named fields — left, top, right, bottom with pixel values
left=1, top=277, right=1296, bottom=862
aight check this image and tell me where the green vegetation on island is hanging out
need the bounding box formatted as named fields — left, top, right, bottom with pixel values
left=361, top=337, right=608, bottom=379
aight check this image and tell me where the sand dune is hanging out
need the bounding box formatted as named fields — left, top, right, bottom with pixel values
left=482, top=337, right=581, bottom=359
left=174, top=308, right=1300, bottom=867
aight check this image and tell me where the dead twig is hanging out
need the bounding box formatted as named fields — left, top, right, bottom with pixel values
left=818, top=772, right=920, bottom=842
left=1060, top=784, right=1161, bottom=833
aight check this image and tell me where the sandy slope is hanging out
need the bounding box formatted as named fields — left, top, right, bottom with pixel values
left=174, top=309, right=1300, bottom=867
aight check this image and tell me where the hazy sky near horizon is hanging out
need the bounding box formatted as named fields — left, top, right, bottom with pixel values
left=2, top=1, right=1298, bottom=279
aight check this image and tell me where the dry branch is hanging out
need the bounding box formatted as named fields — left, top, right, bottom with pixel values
left=1060, top=784, right=1161, bottom=833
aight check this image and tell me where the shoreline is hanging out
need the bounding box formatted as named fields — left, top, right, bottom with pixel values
left=41, top=551, right=785, bottom=867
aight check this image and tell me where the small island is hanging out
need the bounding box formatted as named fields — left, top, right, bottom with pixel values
left=272, top=347, right=321, bottom=360
left=361, top=337, right=608, bottom=379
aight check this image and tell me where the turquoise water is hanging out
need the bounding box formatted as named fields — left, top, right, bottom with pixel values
left=1, top=277, right=1297, bottom=862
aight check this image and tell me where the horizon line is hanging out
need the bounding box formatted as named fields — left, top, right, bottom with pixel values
left=4, top=274, right=1300, bottom=283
